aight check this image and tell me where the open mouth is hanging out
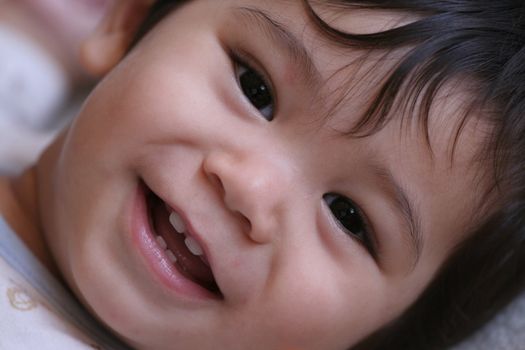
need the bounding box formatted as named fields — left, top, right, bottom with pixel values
left=144, top=186, right=222, bottom=297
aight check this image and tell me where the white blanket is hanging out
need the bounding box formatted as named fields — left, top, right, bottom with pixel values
left=453, top=292, right=525, bottom=350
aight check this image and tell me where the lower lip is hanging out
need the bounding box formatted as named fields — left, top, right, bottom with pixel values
left=129, top=182, right=218, bottom=301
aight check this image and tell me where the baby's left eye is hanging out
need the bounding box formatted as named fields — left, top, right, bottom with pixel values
left=235, top=61, right=275, bottom=121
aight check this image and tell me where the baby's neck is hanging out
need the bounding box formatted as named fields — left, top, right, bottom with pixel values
left=0, top=169, right=60, bottom=277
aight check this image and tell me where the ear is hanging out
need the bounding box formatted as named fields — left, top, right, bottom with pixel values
left=80, top=0, right=154, bottom=77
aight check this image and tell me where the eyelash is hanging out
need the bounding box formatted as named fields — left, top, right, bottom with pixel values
left=230, top=49, right=276, bottom=121
left=323, top=193, right=376, bottom=256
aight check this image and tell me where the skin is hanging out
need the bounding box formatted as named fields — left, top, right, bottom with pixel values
left=0, top=0, right=491, bottom=349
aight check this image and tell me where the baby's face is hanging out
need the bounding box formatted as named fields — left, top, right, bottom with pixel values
left=38, top=0, right=489, bottom=349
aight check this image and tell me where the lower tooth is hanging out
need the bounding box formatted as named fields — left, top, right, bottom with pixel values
left=166, top=249, right=178, bottom=263
left=156, top=236, right=168, bottom=250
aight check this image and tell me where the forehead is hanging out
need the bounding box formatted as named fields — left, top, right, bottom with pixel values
left=217, top=3, right=488, bottom=161
left=234, top=1, right=487, bottom=152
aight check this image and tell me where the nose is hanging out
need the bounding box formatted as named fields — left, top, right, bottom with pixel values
left=203, top=149, right=293, bottom=244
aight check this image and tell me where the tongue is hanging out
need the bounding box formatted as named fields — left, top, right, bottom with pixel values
left=151, top=199, right=216, bottom=290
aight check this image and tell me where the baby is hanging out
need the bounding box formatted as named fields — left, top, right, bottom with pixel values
left=0, top=0, right=524, bottom=349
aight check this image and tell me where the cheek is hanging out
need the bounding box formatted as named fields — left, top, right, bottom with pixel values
left=61, top=64, right=174, bottom=168
left=255, top=255, right=396, bottom=350
left=93, top=55, right=216, bottom=143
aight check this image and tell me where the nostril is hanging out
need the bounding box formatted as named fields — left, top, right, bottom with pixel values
left=207, top=172, right=225, bottom=197
left=205, top=166, right=252, bottom=235
left=237, top=212, right=252, bottom=233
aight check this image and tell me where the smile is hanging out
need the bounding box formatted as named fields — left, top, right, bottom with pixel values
left=132, top=181, right=222, bottom=299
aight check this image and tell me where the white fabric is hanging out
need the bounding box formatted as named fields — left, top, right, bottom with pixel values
left=0, top=25, right=69, bottom=175
left=0, top=218, right=131, bottom=350
left=453, top=291, right=525, bottom=350
left=0, top=257, right=102, bottom=349
left=0, top=25, right=68, bottom=128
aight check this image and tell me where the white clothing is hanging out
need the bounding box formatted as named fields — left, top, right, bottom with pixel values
left=0, top=217, right=131, bottom=350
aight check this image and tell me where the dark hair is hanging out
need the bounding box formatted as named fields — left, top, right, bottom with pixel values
left=133, top=1, right=525, bottom=349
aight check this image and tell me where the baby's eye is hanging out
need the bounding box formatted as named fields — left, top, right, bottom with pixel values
left=324, top=193, right=374, bottom=251
left=235, top=61, right=275, bottom=121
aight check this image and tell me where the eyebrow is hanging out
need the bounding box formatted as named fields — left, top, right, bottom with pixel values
left=233, top=6, right=322, bottom=89
left=372, top=165, right=423, bottom=268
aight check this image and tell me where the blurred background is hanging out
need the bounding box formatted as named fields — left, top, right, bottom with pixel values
left=0, top=0, right=112, bottom=175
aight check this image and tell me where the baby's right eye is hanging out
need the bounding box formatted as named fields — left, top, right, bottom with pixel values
left=234, top=60, right=275, bottom=121
left=324, top=193, right=375, bottom=254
